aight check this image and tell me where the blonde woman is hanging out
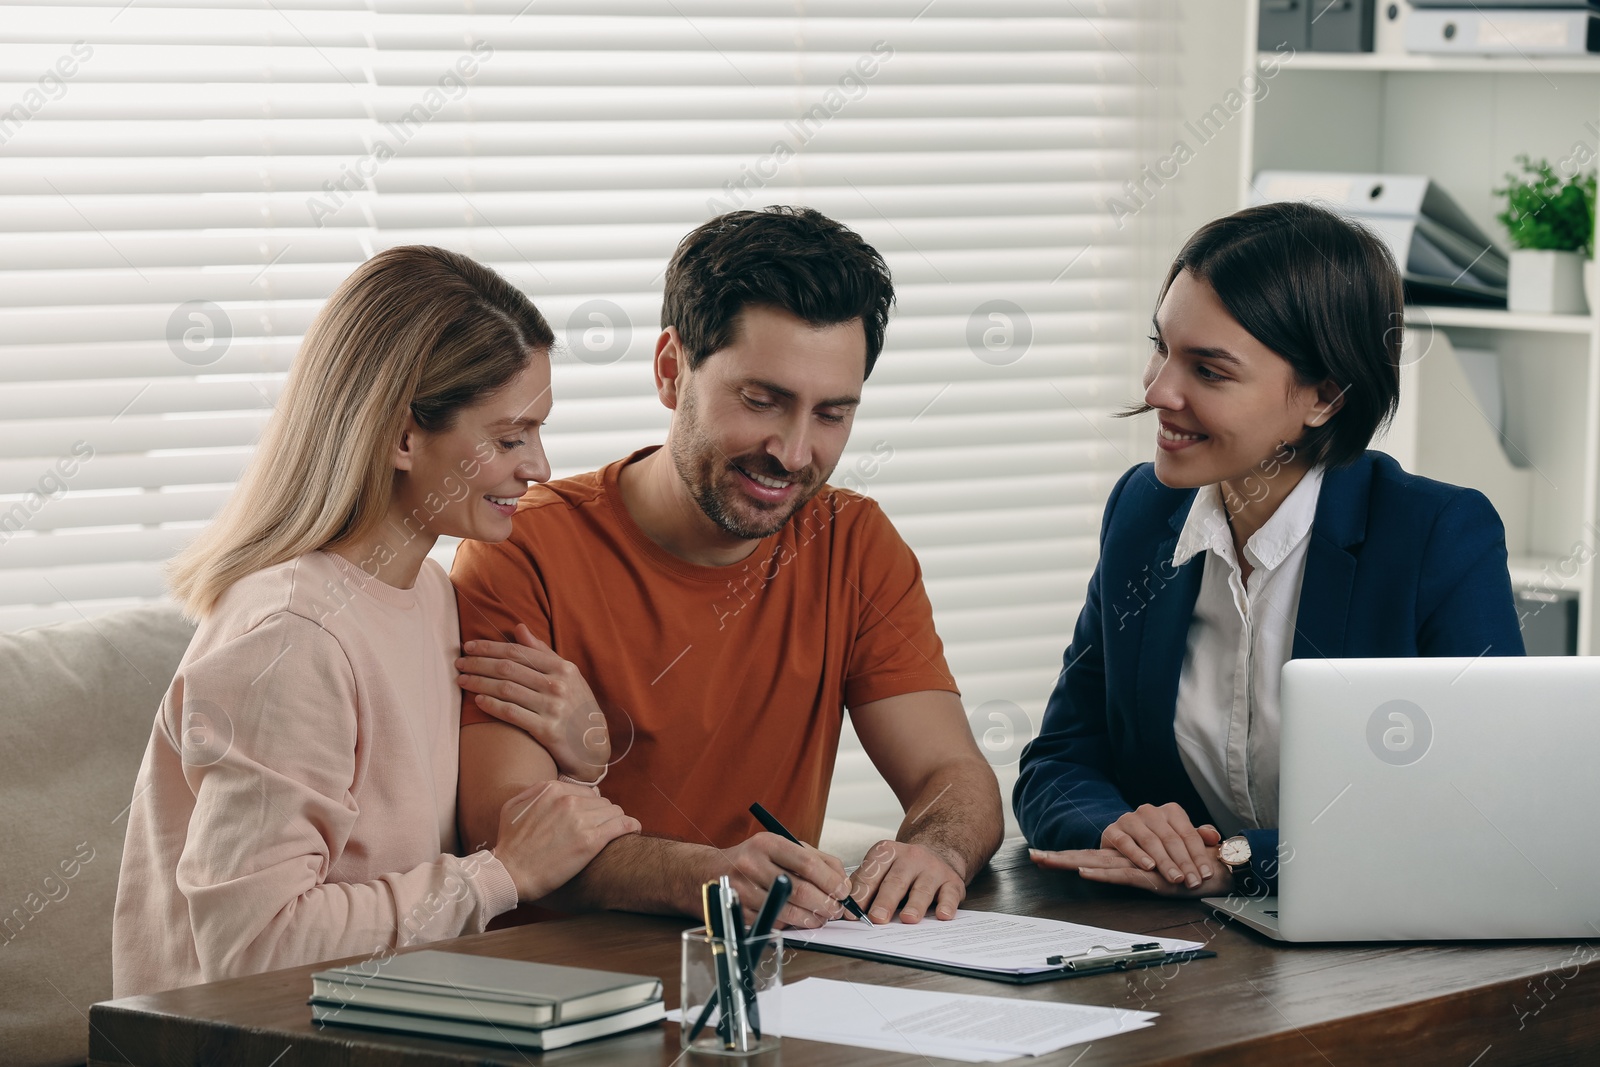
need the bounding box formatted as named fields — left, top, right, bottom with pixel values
left=112, top=246, right=638, bottom=997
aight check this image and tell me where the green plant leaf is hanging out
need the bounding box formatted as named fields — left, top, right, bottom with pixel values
left=1495, top=153, right=1596, bottom=255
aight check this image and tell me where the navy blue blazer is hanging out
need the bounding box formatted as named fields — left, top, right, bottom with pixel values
left=1013, top=451, right=1525, bottom=889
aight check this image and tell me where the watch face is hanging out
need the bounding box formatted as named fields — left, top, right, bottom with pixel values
left=1219, top=838, right=1250, bottom=866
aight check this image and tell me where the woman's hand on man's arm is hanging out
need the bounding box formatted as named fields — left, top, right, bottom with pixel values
left=489, top=780, right=639, bottom=902
left=455, top=622, right=611, bottom=781
left=457, top=721, right=640, bottom=904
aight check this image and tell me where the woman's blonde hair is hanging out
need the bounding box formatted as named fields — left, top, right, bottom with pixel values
left=167, top=245, right=554, bottom=618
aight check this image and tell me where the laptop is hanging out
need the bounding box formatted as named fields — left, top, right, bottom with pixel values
left=1202, top=657, right=1600, bottom=941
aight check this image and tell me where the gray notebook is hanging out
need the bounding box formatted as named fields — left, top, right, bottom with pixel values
left=313, top=950, right=663, bottom=1027
left=311, top=998, right=665, bottom=1051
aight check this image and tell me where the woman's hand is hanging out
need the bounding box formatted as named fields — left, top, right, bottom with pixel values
left=490, top=781, right=639, bottom=901
left=1097, top=803, right=1221, bottom=889
left=456, top=623, right=610, bottom=780
left=1028, top=802, right=1233, bottom=897
left=1030, top=845, right=1233, bottom=897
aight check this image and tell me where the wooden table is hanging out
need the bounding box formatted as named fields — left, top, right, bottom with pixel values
left=89, top=841, right=1600, bottom=1065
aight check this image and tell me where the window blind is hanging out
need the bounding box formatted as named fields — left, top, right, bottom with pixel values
left=0, top=0, right=1144, bottom=829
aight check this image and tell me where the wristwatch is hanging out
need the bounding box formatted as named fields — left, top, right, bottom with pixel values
left=1218, top=835, right=1252, bottom=877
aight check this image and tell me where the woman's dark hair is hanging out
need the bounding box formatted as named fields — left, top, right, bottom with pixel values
left=1120, top=200, right=1403, bottom=469
left=661, top=206, right=896, bottom=377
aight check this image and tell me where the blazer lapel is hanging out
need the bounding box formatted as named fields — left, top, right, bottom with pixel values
left=1291, top=456, right=1373, bottom=660
left=1134, top=496, right=1204, bottom=751
left=1294, top=538, right=1355, bottom=659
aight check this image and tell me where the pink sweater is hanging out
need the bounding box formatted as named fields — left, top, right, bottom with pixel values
left=112, top=551, right=518, bottom=997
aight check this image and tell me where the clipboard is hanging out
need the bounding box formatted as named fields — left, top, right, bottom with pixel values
left=792, top=939, right=1215, bottom=985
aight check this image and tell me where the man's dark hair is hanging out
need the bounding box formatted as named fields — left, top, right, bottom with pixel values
left=1121, top=200, right=1403, bottom=469
left=660, top=206, right=896, bottom=377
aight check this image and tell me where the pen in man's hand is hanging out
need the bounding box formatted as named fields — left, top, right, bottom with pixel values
left=748, top=802, right=873, bottom=926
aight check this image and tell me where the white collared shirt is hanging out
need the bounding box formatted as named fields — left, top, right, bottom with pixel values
left=1169, top=466, right=1325, bottom=836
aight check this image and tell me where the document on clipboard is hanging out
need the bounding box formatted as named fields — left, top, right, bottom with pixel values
left=784, top=909, right=1212, bottom=984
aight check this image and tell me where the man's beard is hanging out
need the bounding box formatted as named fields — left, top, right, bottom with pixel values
left=668, top=385, right=831, bottom=541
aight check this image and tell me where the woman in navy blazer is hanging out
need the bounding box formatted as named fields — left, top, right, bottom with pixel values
left=1014, top=202, right=1524, bottom=897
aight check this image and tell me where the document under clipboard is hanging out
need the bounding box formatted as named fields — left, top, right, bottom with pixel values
left=787, top=911, right=1216, bottom=985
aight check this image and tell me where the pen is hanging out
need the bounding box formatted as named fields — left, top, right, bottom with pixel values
left=741, top=873, right=789, bottom=1038
left=745, top=872, right=791, bottom=968
left=688, top=874, right=790, bottom=1045
left=749, top=802, right=874, bottom=927
left=685, top=981, right=719, bottom=1045
left=701, top=881, right=736, bottom=1048
left=716, top=875, right=753, bottom=1051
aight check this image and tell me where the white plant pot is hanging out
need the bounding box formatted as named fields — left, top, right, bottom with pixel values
left=1586, top=258, right=1597, bottom=316
left=1507, top=248, right=1587, bottom=315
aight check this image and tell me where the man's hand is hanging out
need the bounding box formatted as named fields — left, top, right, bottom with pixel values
left=1029, top=845, right=1232, bottom=898
left=850, top=840, right=966, bottom=924
left=456, top=623, right=610, bottom=780
left=717, top=832, right=852, bottom=930
left=1096, top=803, right=1221, bottom=889
left=491, top=781, right=639, bottom=901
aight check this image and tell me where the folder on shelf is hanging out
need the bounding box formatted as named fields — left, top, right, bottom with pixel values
left=1252, top=171, right=1508, bottom=307
left=1405, top=8, right=1600, bottom=55
left=1260, top=0, right=1374, bottom=53
left=1375, top=0, right=1411, bottom=54
left=1259, top=0, right=1310, bottom=51
left=1409, top=0, right=1600, bottom=11
left=1310, top=0, right=1375, bottom=53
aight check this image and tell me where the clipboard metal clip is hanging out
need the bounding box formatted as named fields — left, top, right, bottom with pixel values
left=1046, top=942, right=1166, bottom=971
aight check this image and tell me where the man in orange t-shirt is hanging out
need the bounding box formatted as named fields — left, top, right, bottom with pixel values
left=453, top=207, right=1004, bottom=930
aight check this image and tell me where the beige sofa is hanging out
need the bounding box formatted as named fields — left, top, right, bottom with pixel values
left=0, top=603, right=890, bottom=1067
left=0, top=604, right=197, bottom=1067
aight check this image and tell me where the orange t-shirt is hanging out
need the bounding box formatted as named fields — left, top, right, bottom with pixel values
left=452, top=446, right=957, bottom=849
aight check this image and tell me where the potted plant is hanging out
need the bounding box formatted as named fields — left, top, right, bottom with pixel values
left=1495, top=155, right=1596, bottom=315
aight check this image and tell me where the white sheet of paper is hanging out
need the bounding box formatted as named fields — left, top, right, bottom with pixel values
left=668, top=977, right=1156, bottom=1061
left=784, top=908, right=1204, bottom=975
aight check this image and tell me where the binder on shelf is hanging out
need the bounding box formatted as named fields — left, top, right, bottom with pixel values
left=1259, top=0, right=1310, bottom=51
left=1404, top=9, right=1600, bottom=55
left=1450, top=346, right=1508, bottom=437
left=1310, top=0, right=1375, bottom=52
left=1252, top=171, right=1508, bottom=307
left=1409, top=0, right=1600, bottom=9
left=1376, top=327, right=1534, bottom=568
left=1516, top=586, right=1580, bottom=656
left=1375, top=0, right=1411, bottom=54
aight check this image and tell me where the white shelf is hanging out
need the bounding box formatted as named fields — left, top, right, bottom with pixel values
left=1244, top=26, right=1600, bottom=651
left=1264, top=53, right=1600, bottom=75
left=1404, top=305, right=1594, bottom=335
left=1508, top=556, right=1580, bottom=595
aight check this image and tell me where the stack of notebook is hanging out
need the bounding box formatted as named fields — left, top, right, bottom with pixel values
left=309, top=950, right=665, bottom=1051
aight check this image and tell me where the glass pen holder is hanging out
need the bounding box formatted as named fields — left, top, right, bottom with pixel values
left=680, top=928, right=783, bottom=1056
